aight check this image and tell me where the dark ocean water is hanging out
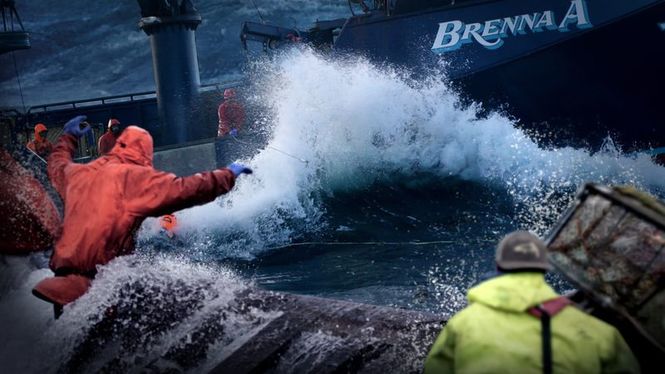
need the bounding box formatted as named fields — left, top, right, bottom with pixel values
left=230, top=180, right=516, bottom=314
left=144, top=178, right=517, bottom=314
left=0, top=0, right=348, bottom=107
left=2, top=2, right=665, bottom=371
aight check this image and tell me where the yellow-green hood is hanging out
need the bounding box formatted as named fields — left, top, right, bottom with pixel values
left=467, top=272, right=559, bottom=312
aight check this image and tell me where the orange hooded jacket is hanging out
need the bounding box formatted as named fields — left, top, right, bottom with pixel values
left=217, top=100, right=245, bottom=137
left=98, top=118, right=120, bottom=155
left=27, top=123, right=53, bottom=158
left=33, top=126, right=236, bottom=307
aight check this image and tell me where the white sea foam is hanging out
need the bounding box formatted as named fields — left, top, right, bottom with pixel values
left=0, top=254, right=259, bottom=372
left=173, top=48, right=665, bottom=246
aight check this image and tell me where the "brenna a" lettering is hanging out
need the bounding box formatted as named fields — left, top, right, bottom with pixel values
left=431, top=0, right=593, bottom=54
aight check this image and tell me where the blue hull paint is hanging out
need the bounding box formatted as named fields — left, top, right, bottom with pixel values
left=332, top=0, right=665, bottom=150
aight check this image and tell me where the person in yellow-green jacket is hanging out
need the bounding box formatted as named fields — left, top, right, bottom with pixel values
left=425, top=231, right=639, bottom=374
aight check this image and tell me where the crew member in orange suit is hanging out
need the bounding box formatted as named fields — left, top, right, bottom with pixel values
left=32, top=115, right=252, bottom=317
left=27, top=123, right=53, bottom=158
left=160, top=213, right=178, bottom=239
left=217, top=88, right=245, bottom=137
left=98, top=118, right=122, bottom=155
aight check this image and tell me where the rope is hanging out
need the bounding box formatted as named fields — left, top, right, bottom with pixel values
left=265, top=239, right=496, bottom=251
left=26, top=147, right=47, bottom=164
left=249, top=0, right=266, bottom=24
left=11, top=51, right=26, bottom=113
left=230, top=134, right=309, bottom=164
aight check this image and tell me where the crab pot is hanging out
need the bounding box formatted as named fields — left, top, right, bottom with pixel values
left=546, top=184, right=665, bottom=351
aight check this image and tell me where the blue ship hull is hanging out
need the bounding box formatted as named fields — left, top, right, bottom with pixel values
left=329, top=0, right=665, bottom=150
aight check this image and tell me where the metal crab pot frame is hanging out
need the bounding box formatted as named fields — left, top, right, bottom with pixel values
left=546, top=183, right=665, bottom=352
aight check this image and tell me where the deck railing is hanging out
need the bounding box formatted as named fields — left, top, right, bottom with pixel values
left=25, top=81, right=241, bottom=114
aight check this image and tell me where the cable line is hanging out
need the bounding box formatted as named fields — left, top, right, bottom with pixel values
left=11, top=51, right=26, bottom=113
left=265, top=239, right=496, bottom=251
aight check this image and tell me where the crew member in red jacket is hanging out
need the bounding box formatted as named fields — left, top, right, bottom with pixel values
left=217, top=88, right=245, bottom=137
left=98, top=118, right=122, bottom=155
left=33, top=115, right=252, bottom=316
left=27, top=123, right=53, bottom=158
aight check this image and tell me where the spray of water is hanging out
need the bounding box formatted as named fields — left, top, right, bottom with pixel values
left=171, top=48, right=665, bottom=256
left=0, top=254, right=274, bottom=372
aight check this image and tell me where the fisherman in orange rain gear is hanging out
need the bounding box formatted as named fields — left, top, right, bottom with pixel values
left=98, top=118, right=122, bottom=156
left=217, top=88, right=245, bottom=137
left=32, top=115, right=253, bottom=317
left=27, top=123, right=54, bottom=158
left=160, top=214, right=178, bottom=239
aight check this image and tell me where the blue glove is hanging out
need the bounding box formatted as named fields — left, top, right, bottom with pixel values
left=227, top=162, right=253, bottom=177
left=229, top=128, right=238, bottom=137
left=63, top=115, right=91, bottom=138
